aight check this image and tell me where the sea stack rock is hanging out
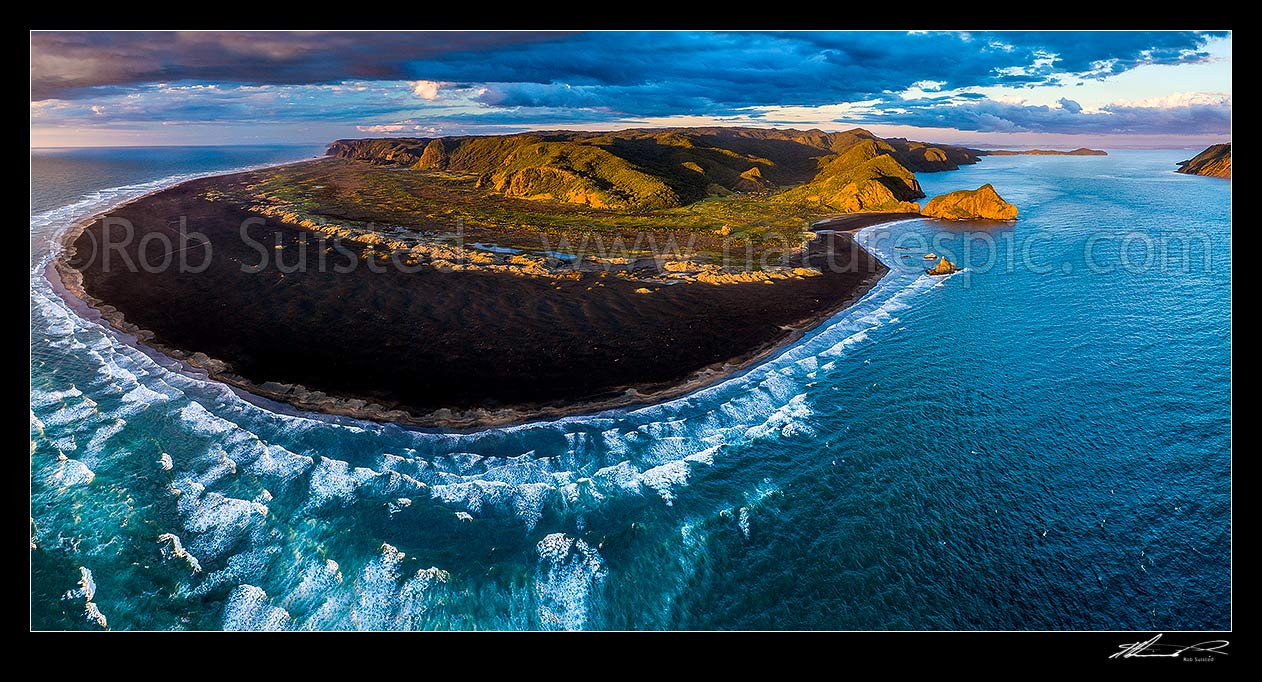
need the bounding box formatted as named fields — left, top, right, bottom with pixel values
left=1176, top=143, right=1231, bottom=179
left=925, top=257, right=960, bottom=276
left=922, top=184, right=1018, bottom=220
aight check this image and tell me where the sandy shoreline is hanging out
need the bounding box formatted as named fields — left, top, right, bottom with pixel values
left=49, top=168, right=915, bottom=430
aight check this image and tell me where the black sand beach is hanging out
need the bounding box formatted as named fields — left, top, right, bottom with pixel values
left=56, top=171, right=911, bottom=428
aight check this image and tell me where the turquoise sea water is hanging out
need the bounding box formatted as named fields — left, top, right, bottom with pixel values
left=30, top=146, right=1231, bottom=630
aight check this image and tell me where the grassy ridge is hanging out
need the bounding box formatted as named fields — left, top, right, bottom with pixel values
left=242, top=127, right=980, bottom=260
left=326, top=126, right=978, bottom=211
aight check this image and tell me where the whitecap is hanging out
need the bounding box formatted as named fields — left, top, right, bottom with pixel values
left=50, top=454, right=95, bottom=487
left=535, top=533, right=607, bottom=631
left=85, top=418, right=126, bottom=453
left=120, top=383, right=169, bottom=407
left=158, top=532, right=203, bottom=574
left=639, top=460, right=691, bottom=505
left=590, top=460, right=642, bottom=494
left=744, top=393, right=815, bottom=441
left=77, top=566, right=97, bottom=602
left=429, top=479, right=512, bottom=515
left=351, top=543, right=407, bottom=630
left=39, top=399, right=97, bottom=429
left=189, top=546, right=280, bottom=598
left=511, top=482, right=553, bottom=531
left=84, top=601, right=109, bottom=629
left=396, top=567, right=450, bottom=630
left=61, top=567, right=108, bottom=629
left=223, top=584, right=291, bottom=631
left=175, top=481, right=265, bottom=562
left=248, top=443, right=314, bottom=487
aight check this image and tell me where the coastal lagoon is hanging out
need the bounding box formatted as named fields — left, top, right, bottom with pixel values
left=31, top=146, right=1230, bottom=630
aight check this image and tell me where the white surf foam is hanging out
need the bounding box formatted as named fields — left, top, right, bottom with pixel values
left=158, top=532, right=203, bottom=574
left=223, top=584, right=292, bottom=631
left=61, top=566, right=108, bottom=629
left=49, top=454, right=95, bottom=488
left=535, top=533, right=607, bottom=631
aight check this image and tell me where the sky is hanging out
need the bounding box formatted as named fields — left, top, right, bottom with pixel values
left=30, top=30, right=1231, bottom=149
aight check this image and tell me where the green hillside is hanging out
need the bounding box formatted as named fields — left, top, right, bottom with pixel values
left=326, top=126, right=978, bottom=212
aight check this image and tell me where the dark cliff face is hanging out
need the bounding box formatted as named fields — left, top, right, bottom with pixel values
left=325, top=126, right=979, bottom=212
left=1177, top=143, right=1231, bottom=179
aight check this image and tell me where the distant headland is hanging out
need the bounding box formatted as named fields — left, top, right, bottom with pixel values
left=977, top=148, right=1107, bottom=156
left=1177, top=143, right=1231, bottom=179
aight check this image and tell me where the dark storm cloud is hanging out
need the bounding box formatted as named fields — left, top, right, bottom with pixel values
left=31, top=31, right=1231, bottom=140
left=415, top=31, right=1225, bottom=115
left=32, top=30, right=1226, bottom=111
left=29, top=31, right=566, bottom=100
left=988, top=30, right=1222, bottom=75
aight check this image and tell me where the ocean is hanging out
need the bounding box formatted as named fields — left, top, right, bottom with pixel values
left=30, top=146, right=1231, bottom=630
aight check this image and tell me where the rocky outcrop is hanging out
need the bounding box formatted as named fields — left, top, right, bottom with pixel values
left=1176, top=143, right=1231, bottom=179
left=925, top=257, right=959, bottom=276
left=921, top=184, right=1018, bottom=220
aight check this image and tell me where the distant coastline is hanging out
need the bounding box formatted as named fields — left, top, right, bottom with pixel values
left=976, top=148, right=1108, bottom=156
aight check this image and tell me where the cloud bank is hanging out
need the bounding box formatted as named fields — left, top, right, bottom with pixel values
left=30, top=30, right=1231, bottom=143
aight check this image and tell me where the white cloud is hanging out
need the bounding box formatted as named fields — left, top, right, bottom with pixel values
left=356, top=120, right=443, bottom=135
left=990, top=93, right=1028, bottom=105
left=746, top=100, right=883, bottom=124
left=91, top=105, right=105, bottom=115
left=411, top=80, right=443, bottom=101
left=1112, top=91, right=1232, bottom=109
left=911, top=80, right=945, bottom=92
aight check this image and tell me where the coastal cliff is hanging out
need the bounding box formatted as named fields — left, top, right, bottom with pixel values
left=1176, top=144, right=1231, bottom=179
left=922, top=184, right=1019, bottom=220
